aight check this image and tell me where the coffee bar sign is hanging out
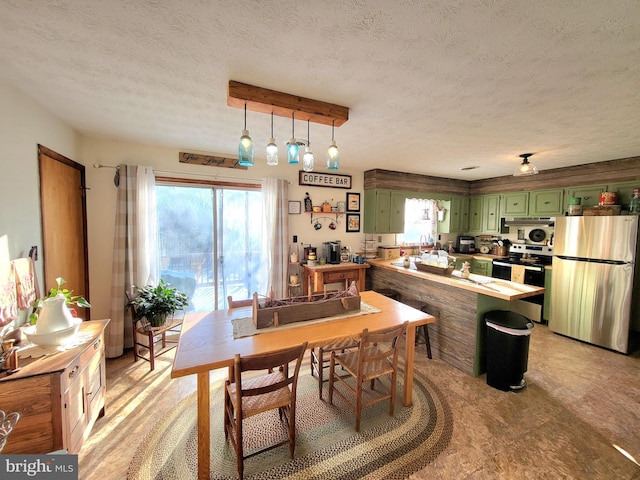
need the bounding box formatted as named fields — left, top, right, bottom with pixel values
left=298, top=171, right=352, bottom=189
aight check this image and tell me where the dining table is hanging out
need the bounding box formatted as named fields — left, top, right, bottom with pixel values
left=171, top=289, right=436, bottom=480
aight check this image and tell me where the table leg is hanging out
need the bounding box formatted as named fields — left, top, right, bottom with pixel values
left=403, top=324, right=416, bottom=406
left=197, top=371, right=210, bottom=480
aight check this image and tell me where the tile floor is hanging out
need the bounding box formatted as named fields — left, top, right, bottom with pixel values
left=79, top=323, right=640, bottom=479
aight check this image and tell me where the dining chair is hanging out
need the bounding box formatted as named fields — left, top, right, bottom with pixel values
left=328, top=322, right=407, bottom=431
left=224, top=341, right=308, bottom=479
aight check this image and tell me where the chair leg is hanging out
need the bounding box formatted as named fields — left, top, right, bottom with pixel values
left=133, top=332, right=139, bottom=362
left=355, top=380, right=363, bottom=432
left=328, top=354, right=335, bottom=405
left=317, top=348, right=324, bottom=399
left=161, top=331, right=167, bottom=348
left=423, top=325, right=432, bottom=359
left=147, top=332, right=155, bottom=371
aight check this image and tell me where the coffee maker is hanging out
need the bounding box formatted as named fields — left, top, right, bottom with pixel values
left=457, top=235, right=476, bottom=253
left=323, top=241, right=341, bottom=264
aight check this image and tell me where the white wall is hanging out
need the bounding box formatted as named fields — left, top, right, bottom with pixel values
left=0, top=77, right=81, bottom=328
left=82, top=138, right=367, bottom=319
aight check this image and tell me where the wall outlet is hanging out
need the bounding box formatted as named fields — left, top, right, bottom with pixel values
left=293, top=235, right=298, bottom=243
left=377, top=236, right=382, bottom=242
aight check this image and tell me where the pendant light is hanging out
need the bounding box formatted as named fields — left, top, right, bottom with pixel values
left=238, top=103, right=254, bottom=166
left=513, top=153, right=538, bottom=176
left=287, top=112, right=300, bottom=164
left=326, top=120, right=339, bottom=170
left=266, top=112, right=278, bottom=166
left=303, top=119, right=314, bottom=172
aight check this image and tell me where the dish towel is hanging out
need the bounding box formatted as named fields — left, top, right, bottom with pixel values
left=12, top=257, right=40, bottom=309
left=0, top=261, right=18, bottom=326
left=511, top=265, right=526, bottom=284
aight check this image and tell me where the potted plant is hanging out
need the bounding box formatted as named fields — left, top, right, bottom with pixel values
left=29, top=277, right=91, bottom=324
left=128, top=279, right=189, bottom=328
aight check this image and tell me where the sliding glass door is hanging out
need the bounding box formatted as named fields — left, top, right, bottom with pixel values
left=156, top=184, right=262, bottom=311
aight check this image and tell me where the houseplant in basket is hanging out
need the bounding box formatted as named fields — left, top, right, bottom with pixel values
left=128, top=279, right=189, bottom=329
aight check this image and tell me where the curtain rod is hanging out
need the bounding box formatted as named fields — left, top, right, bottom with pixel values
left=92, top=163, right=265, bottom=183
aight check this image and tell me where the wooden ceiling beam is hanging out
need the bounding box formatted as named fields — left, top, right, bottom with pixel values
left=227, top=80, right=349, bottom=127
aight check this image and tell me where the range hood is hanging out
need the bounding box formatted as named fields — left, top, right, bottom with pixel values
left=502, top=217, right=556, bottom=227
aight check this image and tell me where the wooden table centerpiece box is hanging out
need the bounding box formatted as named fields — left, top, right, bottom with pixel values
left=252, top=283, right=361, bottom=329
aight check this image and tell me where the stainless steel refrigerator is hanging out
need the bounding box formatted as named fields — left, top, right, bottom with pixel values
left=550, top=216, right=639, bottom=353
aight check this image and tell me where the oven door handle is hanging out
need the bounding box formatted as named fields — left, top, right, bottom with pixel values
left=524, top=266, right=545, bottom=272
left=493, top=261, right=512, bottom=267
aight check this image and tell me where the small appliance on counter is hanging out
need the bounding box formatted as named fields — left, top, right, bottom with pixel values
left=457, top=235, right=475, bottom=253
left=302, top=245, right=316, bottom=265
left=322, top=241, right=341, bottom=264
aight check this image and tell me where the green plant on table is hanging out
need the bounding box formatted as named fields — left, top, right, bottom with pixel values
left=128, top=279, right=189, bottom=328
left=29, top=277, right=91, bottom=324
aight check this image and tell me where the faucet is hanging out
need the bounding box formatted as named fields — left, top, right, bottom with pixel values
left=419, top=234, right=428, bottom=254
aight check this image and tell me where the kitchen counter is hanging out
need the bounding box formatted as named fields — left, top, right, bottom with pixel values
left=365, top=259, right=544, bottom=377
left=367, top=258, right=543, bottom=301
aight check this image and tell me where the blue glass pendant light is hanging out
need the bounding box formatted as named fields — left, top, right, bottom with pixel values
left=302, top=119, right=314, bottom=172
left=326, top=120, right=339, bottom=170
left=287, top=112, right=299, bottom=164
left=266, top=112, right=278, bottom=166
left=238, top=103, right=254, bottom=166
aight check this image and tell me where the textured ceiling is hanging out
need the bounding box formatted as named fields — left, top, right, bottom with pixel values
left=1, top=0, right=639, bottom=180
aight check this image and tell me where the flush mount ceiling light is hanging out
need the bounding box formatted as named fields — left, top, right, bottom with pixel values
left=237, top=103, right=254, bottom=167
left=228, top=81, right=349, bottom=169
left=514, top=153, right=538, bottom=176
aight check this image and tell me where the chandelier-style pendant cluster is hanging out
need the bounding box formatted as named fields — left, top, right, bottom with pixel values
left=229, top=81, right=348, bottom=171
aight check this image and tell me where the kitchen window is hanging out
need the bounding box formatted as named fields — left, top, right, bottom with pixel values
left=397, top=198, right=438, bottom=245
left=156, top=182, right=263, bottom=311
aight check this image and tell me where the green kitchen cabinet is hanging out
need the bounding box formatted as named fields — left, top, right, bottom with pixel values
left=468, top=196, right=484, bottom=232
left=610, top=181, right=640, bottom=212
left=543, top=268, right=551, bottom=322
left=364, top=189, right=404, bottom=233
left=471, top=258, right=493, bottom=277
left=501, top=192, right=529, bottom=216
left=564, top=185, right=607, bottom=210
left=483, top=194, right=501, bottom=233
left=447, top=195, right=469, bottom=233
left=529, top=189, right=564, bottom=216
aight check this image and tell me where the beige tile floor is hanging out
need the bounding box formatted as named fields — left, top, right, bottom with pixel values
left=79, top=323, right=640, bottom=479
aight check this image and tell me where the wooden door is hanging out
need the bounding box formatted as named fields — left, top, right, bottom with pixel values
left=38, top=145, right=90, bottom=319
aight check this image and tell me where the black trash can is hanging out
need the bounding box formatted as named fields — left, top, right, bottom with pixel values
left=485, top=311, right=534, bottom=391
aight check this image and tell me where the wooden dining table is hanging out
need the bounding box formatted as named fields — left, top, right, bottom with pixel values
left=171, top=290, right=435, bottom=480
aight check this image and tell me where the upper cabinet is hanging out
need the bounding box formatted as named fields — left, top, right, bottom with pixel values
left=564, top=185, right=607, bottom=210
left=529, top=189, right=564, bottom=216
left=468, top=196, right=484, bottom=232
left=363, top=189, right=405, bottom=233
left=483, top=194, right=501, bottom=233
left=449, top=195, right=469, bottom=233
left=501, top=192, right=529, bottom=216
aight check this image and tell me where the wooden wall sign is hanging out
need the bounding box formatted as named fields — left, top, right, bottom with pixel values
left=298, top=171, right=352, bottom=189
left=179, top=152, right=248, bottom=170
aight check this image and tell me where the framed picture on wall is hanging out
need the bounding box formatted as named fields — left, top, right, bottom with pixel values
left=288, top=200, right=301, bottom=214
left=346, top=213, right=360, bottom=232
left=346, top=192, right=360, bottom=211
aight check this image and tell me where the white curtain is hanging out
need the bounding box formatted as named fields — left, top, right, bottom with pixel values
left=106, top=165, right=158, bottom=358
left=261, top=178, right=289, bottom=298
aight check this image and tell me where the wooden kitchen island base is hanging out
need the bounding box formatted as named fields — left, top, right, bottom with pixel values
left=367, top=259, right=544, bottom=376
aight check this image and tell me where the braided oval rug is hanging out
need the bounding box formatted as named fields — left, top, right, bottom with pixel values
left=127, top=365, right=453, bottom=480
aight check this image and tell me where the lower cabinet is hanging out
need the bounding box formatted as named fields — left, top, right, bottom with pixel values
left=471, top=258, right=493, bottom=277
left=0, top=320, right=109, bottom=454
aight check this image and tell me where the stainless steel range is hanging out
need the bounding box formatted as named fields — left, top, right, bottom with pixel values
left=492, top=243, right=553, bottom=323
left=492, top=244, right=553, bottom=287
